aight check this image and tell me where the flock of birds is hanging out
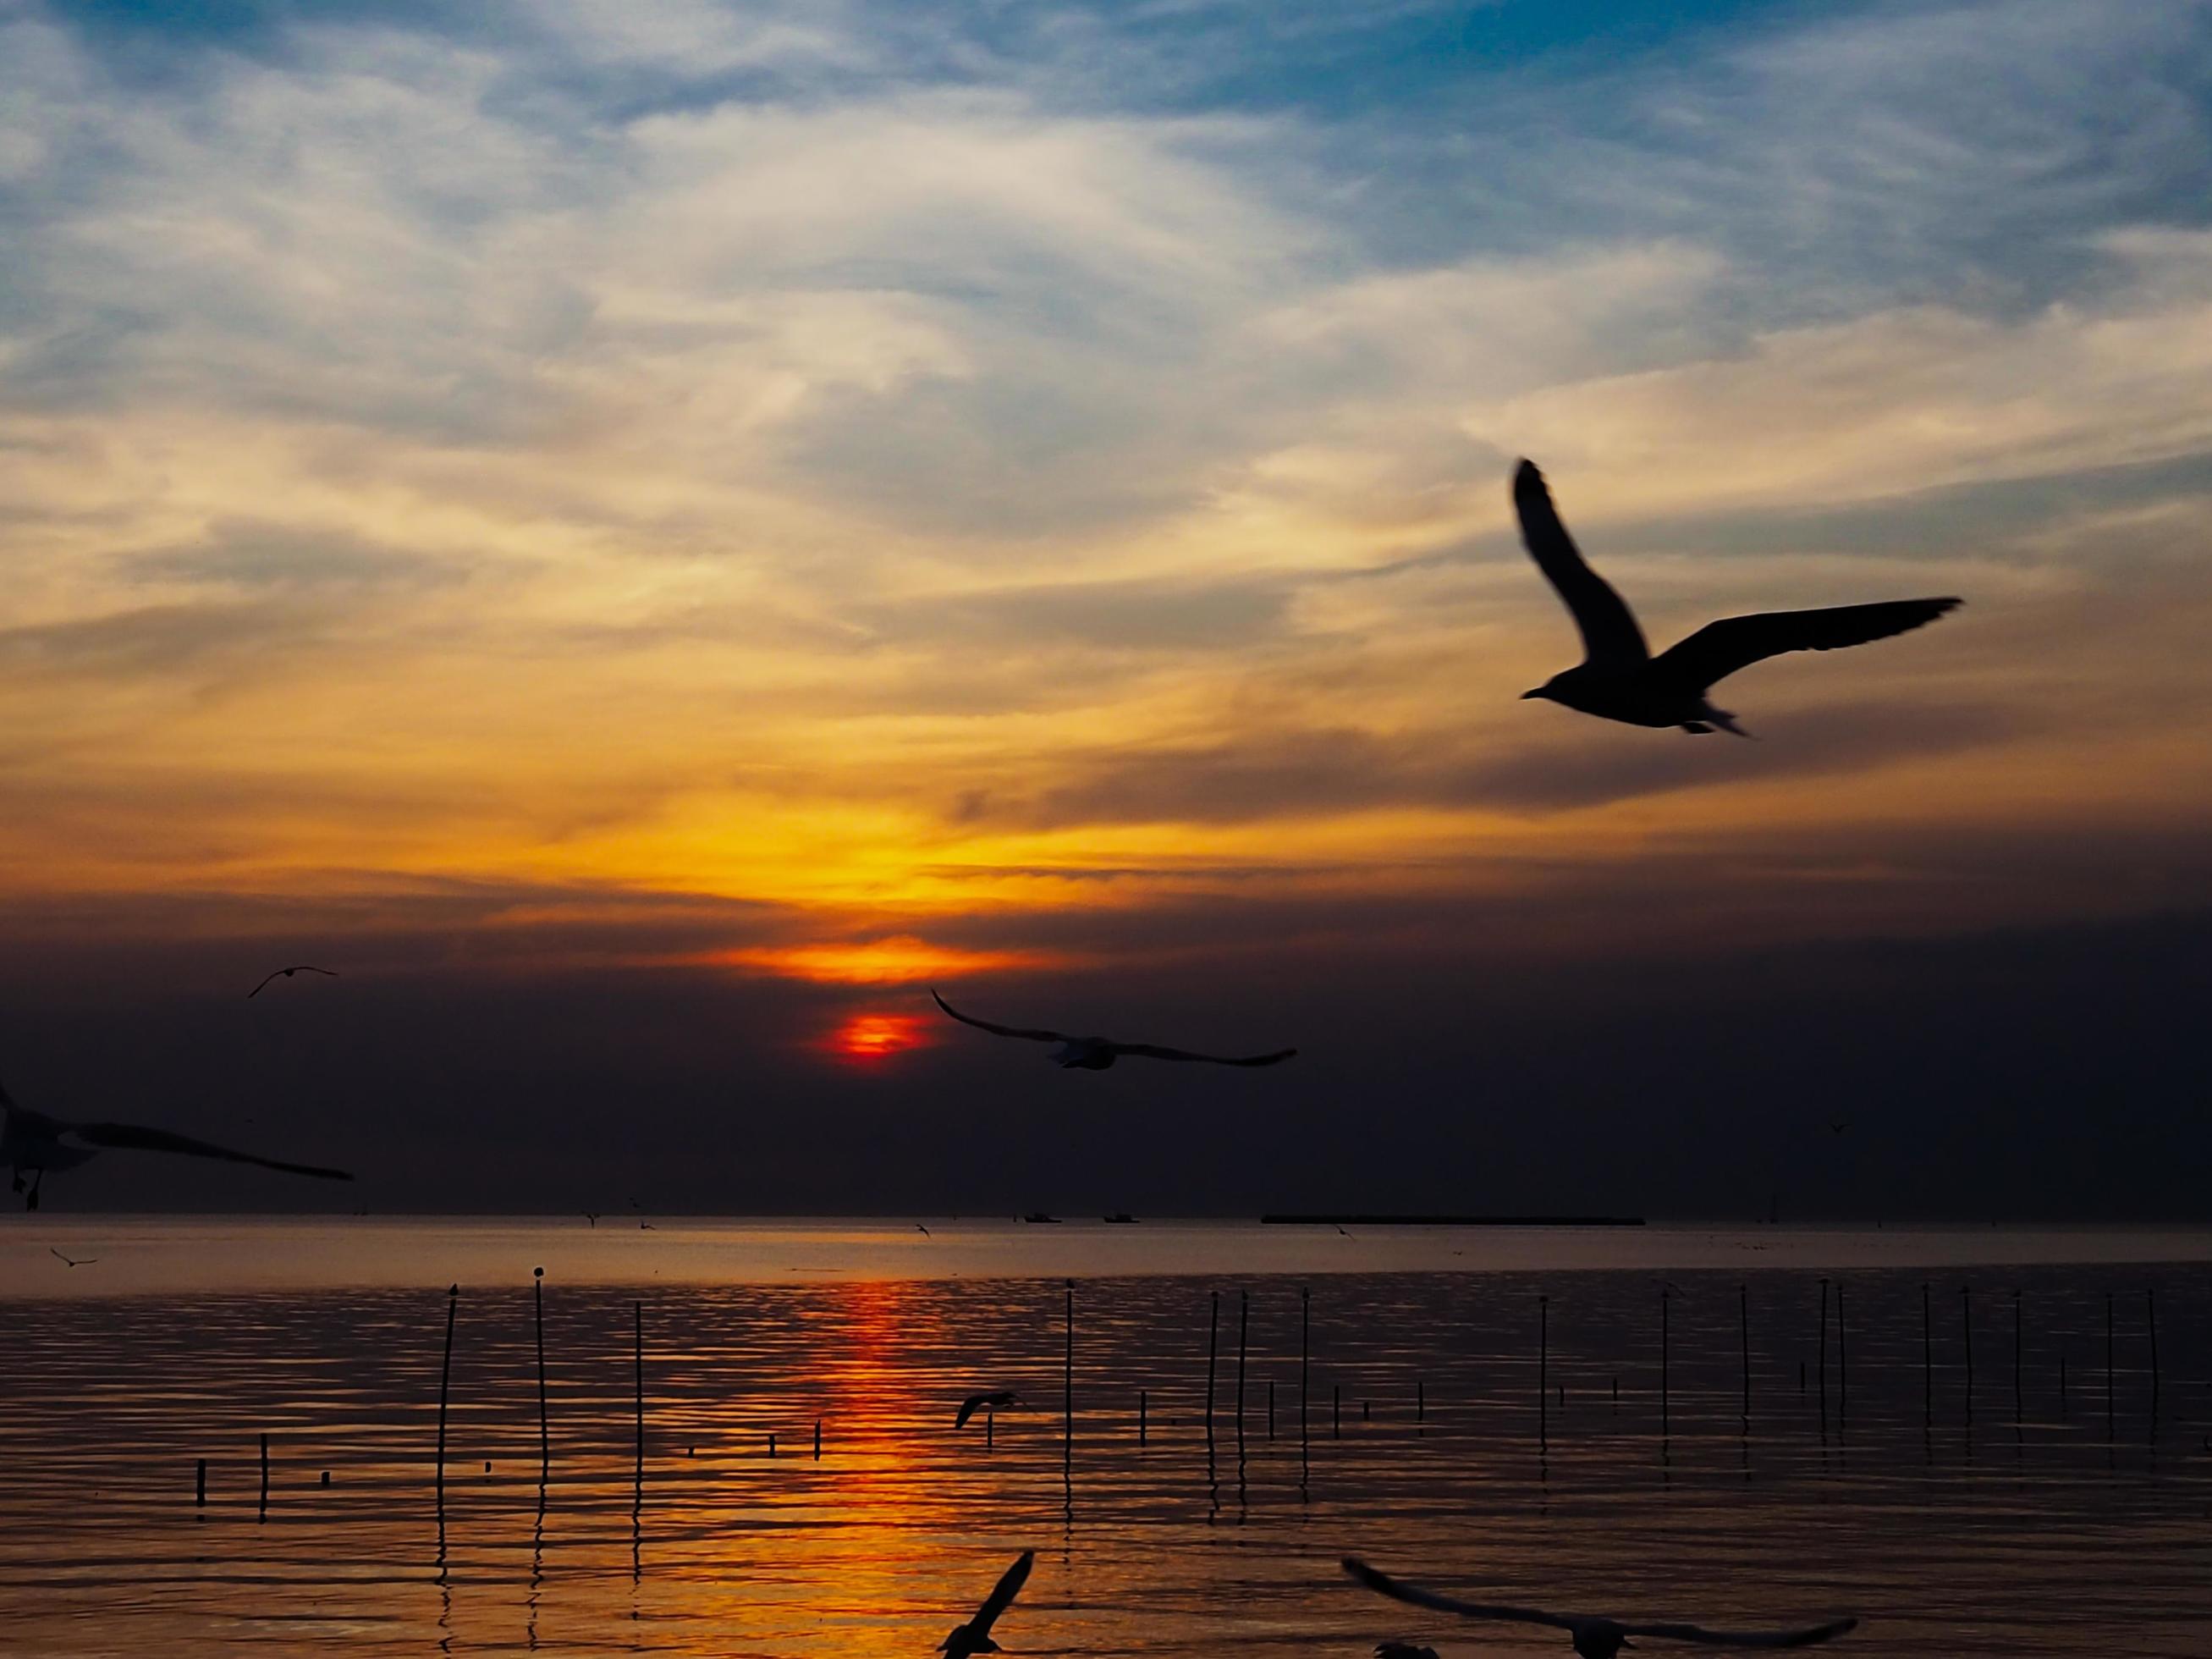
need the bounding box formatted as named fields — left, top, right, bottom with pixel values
left=12, top=460, right=1943, bottom=1650
left=930, top=1552, right=1857, bottom=1657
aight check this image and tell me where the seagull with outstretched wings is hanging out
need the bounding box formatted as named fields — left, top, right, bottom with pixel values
left=1513, top=460, right=1959, bottom=736
left=247, top=964, right=338, bottom=999
left=932, top=990, right=1295, bottom=1072
left=955, top=1389, right=1018, bottom=1429
left=1344, top=1557, right=1858, bottom=1659
left=50, top=1247, right=98, bottom=1267
left=1, top=1074, right=352, bottom=1210
left=940, top=1550, right=1035, bottom=1658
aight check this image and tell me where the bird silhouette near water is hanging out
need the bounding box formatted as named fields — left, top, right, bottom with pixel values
left=939, top=1550, right=1034, bottom=1658
left=1, top=1074, right=354, bottom=1210
left=932, top=989, right=1296, bottom=1070
left=1512, top=460, right=1958, bottom=736
left=1344, top=1557, right=1858, bottom=1658
left=49, top=1247, right=98, bottom=1267
left=956, top=1389, right=1019, bottom=1429
left=246, top=964, right=338, bottom=999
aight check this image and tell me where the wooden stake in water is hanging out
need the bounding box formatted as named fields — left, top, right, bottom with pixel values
left=1837, top=1284, right=1848, bottom=1430
left=259, top=1431, right=269, bottom=1519
left=1660, top=1285, right=1671, bottom=1442
left=195, top=1458, right=206, bottom=1508
left=1205, top=1290, right=1219, bottom=1448
left=1268, top=1380, right=1276, bottom=1439
left=633, top=1301, right=644, bottom=1480
left=1817, top=1279, right=1829, bottom=1436
left=1139, top=1390, right=1147, bottom=1445
left=2146, top=1288, right=2160, bottom=1421
left=1416, top=1378, right=1424, bottom=1430
left=1064, top=1280, right=1074, bottom=1483
left=1300, top=1286, right=1311, bottom=1484
left=1922, top=1282, right=1933, bottom=1430
left=1739, top=1284, right=1751, bottom=1424
left=813, top=1419, right=822, bottom=1461
left=1961, top=1285, right=1973, bottom=1426
left=533, top=1267, right=549, bottom=1481
left=1235, top=1289, right=1248, bottom=1458
left=2105, top=1291, right=2116, bottom=1443
left=437, top=1284, right=457, bottom=1513
left=1538, top=1294, right=1549, bottom=1452
left=2012, top=1290, right=2023, bottom=1430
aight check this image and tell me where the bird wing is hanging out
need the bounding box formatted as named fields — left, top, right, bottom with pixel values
left=1653, top=598, right=1960, bottom=691
left=1114, top=1043, right=1298, bottom=1067
left=295, top=966, right=339, bottom=977
left=246, top=971, right=283, bottom=999
left=1621, top=1618, right=1859, bottom=1648
left=1342, top=1558, right=1578, bottom=1633
left=955, top=1393, right=988, bottom=1428
left=932, top=989, right=1066, bottom=1044
left=1512, top=460, right=1648, bottom=667
left=69, top=1121, right=354, bottom=1181
left=970, top=1551, right=1035, bottom=1637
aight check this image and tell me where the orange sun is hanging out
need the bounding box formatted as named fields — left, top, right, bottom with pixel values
left=828, top=1011, right=930, bottom=1065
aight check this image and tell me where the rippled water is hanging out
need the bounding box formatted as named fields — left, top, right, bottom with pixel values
left=2, top=1221, right=2208, bottom=1656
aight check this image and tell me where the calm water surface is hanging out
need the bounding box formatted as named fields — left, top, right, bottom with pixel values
left=1, top=1220, right=2208, bottom=1656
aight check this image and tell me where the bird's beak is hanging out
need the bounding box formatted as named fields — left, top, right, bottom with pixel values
left=1520, top=687, right=1543, bottom=700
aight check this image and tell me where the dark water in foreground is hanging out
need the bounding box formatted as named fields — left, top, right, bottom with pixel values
left=1, top=1221, right=2208, bottom=1656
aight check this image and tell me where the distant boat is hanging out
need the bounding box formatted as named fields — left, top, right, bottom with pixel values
left=1021, top=1211, right=1061, bottom=1224
left=1102, top=1213, right=1136, bottom=1224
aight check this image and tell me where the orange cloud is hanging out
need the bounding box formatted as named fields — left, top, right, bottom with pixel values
left=704, top=934, right=1068, bottom=984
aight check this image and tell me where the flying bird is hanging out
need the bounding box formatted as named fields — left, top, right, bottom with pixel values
left=49, top=1247, right=98, bottom=1267
left=956, top=1390, right=1019, bottom=1429
left=1512, top=460, right=1958, bottom=736
left=939, top=1550, right=1035, bottom=1659
left=1829, top=1121, right=1850, bottom=1136
left=932, top=990, right=1295, bottom=1071
left=1344, top=1558, right=1857, bottom=1659
left=2, top=1075, right=353, bottom=1210
left=916, top=1222, right=933, bottom=1237
left=247, top=964, right=338, bottom=999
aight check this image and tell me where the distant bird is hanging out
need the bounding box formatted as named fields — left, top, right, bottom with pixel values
left=2, top=1074, right=353, bottom=1210
left=916, top=1223, right=932, bottom=1237
left=247, top=964, right=338, bottom=999
left=1829, top=1121, right=1849, bottom=1136
left=49, top=1247, right=97, bottom=1267
left=933, top=989, right=1295, bottom=1071
left=939, top=1550, right=1034, bottom=1659
left=956, top=1390, right=1018, bottom=1429
left=1344, top=1557, right=1857, bottom=1658
left=1512, top=460, right=1959, bottom=736
left=583, top=1212, right=599, bottom=1227
left=1335, top=1223, right=1353, bottom=1238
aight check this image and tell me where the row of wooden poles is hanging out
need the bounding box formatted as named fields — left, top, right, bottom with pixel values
left=198, top=1274, right=2173, bottom=1509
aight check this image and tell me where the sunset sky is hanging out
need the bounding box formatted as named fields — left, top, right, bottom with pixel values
left=3, top=0, right=2210, bottom=1216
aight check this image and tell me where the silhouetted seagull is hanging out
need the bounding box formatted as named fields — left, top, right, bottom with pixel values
left=49, top=1247, right=97, bottom=1267
left=940, top=1550, right=1034, bottom=1659
left=1512, top=460, right=1958, bottom=736
left=1345, top=1558, right=1857, bottom=1658
left=1, top=1074, right=353, bottom=1210
left=916, top=1222, right=933, bottom=1237
left=956, top=1390, right=1018, bottom=1429
left=1830, top=1121, right=1850, bottom=1136
left=932, top=990, right=1295, bottom=1071
left=247, top=964, right=338, bottom=999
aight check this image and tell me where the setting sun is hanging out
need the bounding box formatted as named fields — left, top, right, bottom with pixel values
left=828, top=1012, right=932, bottom=1064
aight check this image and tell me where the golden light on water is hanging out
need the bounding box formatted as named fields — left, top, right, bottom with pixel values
left=707, top=936, right=1065, bottom=984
